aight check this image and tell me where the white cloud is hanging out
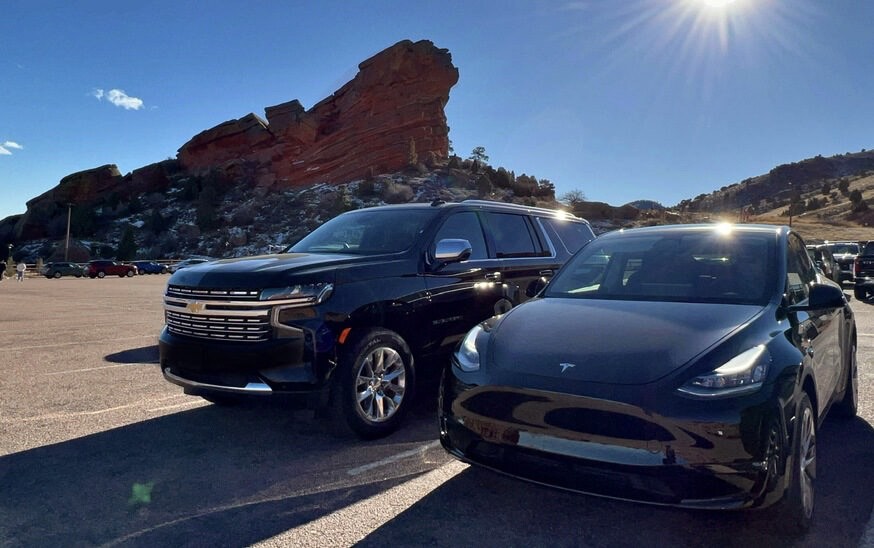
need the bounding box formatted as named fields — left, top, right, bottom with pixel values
left=0, top=141, right=23, bottom=156
left=91, top=88, right=144, bottom=110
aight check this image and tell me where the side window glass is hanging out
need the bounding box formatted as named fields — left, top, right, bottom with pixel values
left=487, top=213, right=541, bottom=258
left=786, top=235, right=815, bottom=304
left=541, top=218, right=595, bottom=254
left=433, top=212, right=488, bottom=260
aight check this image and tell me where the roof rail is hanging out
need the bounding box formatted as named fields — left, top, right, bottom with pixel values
left=459, top=198, right=583, bottom=220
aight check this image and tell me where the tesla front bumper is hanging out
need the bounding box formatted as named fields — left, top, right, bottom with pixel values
left=438, top=368, right=791, bottom=510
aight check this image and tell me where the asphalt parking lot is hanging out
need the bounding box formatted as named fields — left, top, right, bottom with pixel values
left=1, top=276, right=873, bottom=547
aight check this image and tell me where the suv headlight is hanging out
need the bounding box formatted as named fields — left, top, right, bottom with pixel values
left=261, top=283, right=334, bottom=306
left=677, top=344, right=770, bottom=398
left=454, top=324, right=487, bottom=372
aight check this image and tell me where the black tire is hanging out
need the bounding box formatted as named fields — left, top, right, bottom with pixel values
left=75, top=273, right=82, bottom=278
left=854, top=287, right=866, bottom=301
left=97, top=271, right=106, bottom=279
left=53, top=271, right=62, bottom=279
left=45, top=275, right=53, bottom=279
left=774, top=392, right=816, bottom=534
left=328, top=329, right=416, bottom=439
left=834, top=340, right=858, bottom=418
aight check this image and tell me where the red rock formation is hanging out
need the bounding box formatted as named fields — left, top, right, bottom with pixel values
left=177, top=39, right=459, bottom=188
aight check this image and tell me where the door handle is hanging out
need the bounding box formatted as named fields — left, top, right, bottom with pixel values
left=484, top=272, right=502, bottom=281
left=539, top=269, right=554, bottom=277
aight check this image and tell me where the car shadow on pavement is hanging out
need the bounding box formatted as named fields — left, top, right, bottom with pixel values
left=104, top=345, right=160, bottom=365
left=358, top=415, right=874, bottom=548
left=0, top=400, right=443, bottom=547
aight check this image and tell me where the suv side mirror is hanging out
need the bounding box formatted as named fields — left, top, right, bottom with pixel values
left=434, top=239, right=472, bottom=267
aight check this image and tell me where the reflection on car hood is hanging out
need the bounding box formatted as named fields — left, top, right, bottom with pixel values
left=169, top=252, right=370, bottom=287
left=489, top=298, right=763, bottom=385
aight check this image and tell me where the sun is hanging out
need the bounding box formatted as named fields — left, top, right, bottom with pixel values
left=698, top=0, right=738, bottom=7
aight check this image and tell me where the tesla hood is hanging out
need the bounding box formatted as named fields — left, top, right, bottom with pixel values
left=488, top=298, right=764, bottom=385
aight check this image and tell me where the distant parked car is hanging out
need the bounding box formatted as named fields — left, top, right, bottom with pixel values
left=806, top=244, right=840, bottom=283
left=168, top=258, right=211, bottom=273
left=85, top=260, right=138, bottom=278
left=41, top=262, right=84, bottom=279
left=853, top=240, right=874, bottom=300
left=824, top=241, right=861, bottom=284
left=133, top=261, right=169, bottom=274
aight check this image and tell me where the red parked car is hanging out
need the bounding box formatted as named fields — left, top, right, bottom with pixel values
left=84, top=260, right=138, bottom=278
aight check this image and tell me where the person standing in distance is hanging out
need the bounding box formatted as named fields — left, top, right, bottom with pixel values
left=15, top=261, right=26, bottom=281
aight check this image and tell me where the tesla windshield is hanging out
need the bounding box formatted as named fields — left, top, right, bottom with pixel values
left=545, top=229, right=777, bottom=305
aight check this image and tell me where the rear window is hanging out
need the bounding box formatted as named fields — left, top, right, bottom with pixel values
left=825, top=243, right=859, bottom=255
left=540, top=217, right=596, bottom=254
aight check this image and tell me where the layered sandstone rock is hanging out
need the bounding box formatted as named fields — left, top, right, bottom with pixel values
left=177, top=39, right=458, bottom=188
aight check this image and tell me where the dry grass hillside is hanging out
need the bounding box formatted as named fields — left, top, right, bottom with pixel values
left=750, top=172, right=874, bottom=242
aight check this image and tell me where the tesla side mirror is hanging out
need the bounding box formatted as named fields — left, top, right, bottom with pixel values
left=786, top=283, right=846, bottom=313
left=526, top=276, right=549, bottom=298
left=434, top=239, right=472, bottom=267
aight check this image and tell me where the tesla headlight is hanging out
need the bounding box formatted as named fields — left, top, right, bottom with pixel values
left=454, top=324, right=485, bottom=372
left=678, top=344, right=770, bottom=398
left=260, top=283, right=334, bottom=306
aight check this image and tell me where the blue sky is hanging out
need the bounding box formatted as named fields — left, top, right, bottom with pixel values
left=2, top=0, right=873, bottom=221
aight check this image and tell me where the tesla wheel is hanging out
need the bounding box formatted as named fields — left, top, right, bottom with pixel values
left=775, top=392, right=816, bottom=534
left=53, top=271, right=61, bottom=279
left=126, top=270, right=134, bottom=277
left=834, top=341, right=858, bottom=418
left=97, top=271, right=106, bottom=278
left=854, top=287, right=866, bottom=300
left=328, top=329, right=415, bottom=439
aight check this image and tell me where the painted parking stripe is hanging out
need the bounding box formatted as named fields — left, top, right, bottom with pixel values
left=347, top=440, right=442, bottom=476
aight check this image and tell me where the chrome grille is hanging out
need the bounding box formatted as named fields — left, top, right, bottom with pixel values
left=164, top=285, right=271, bottom=342
left=167, top=284, right=261, bottom=301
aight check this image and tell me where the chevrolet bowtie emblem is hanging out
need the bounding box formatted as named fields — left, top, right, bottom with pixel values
left=187, top=302, right=205, bottom=313
left=559, top=363, right=576, bottom=373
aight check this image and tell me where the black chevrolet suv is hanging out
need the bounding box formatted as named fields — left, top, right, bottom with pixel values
left=159, top=200, right=595, bottom=438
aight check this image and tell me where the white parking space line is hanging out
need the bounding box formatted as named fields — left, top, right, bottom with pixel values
left=147, top=400, right=208, bottom=413
left=0, top=395, right=188, bottom=424
left=346, top=440, right=442, bottom=476
left=9, top=334, right=156, bottom=351
left=43, top=363, right=151, bottom=376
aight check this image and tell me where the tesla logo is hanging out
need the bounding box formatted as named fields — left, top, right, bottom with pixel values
left=559, top=363, right=576, bottom=373
left=186, top=302, right=205, bottom=313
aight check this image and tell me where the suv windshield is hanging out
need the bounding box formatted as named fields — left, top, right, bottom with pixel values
left=826, top=243, right=859, bottom=255
left=545, top=230, right=776, bottom=305
left=289, top=208, right=438, bottom=255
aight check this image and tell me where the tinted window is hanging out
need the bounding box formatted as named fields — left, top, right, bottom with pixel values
left=541, top=217, right=595, bottom=254
left=545, top=229, right=776, bottom=305
left=786, top=234, right=817, bottom=305
left=826, top=243, right=859, bottom=255
left=290, top=209, right=436, bottom=255
left=433, top=212, right=488, bottom=260
left=486, top=212, right=541, bottom=258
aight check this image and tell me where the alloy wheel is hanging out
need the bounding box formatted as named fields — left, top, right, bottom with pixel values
left=354, top=346, right=406, bottom=423
left=798, top=404, right=816, bottom=519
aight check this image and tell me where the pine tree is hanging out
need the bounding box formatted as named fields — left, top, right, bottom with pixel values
left=116, top=227, right=137, bottom=261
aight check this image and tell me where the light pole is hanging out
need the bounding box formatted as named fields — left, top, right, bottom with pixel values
left=64, top=203, right=73, bottom=261
left=6, top=243, right=12, bottom=277
left=788, top=182, right=794, bottom=228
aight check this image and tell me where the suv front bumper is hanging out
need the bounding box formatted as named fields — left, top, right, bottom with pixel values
left=158, top=327, right=334, bottom=402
